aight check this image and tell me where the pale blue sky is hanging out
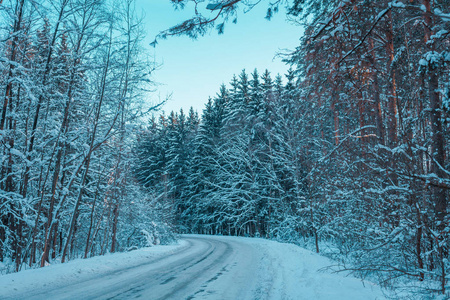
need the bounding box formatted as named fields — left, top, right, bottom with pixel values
left=136, top=0, right=302, bottom=114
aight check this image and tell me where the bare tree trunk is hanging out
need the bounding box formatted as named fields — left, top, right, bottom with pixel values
left=368, top=38, right=384, bottom=145
left=61, top=160, right=91, bottom=262
left=101, top=204, right=112, bottom=255
left=40, top=151, right=64, bottom=267
left=22, top=0, right=68, bottom=199
left=415, top=200, right=424, bottom=280
left=110, top=201, right=119, bottom=253
left=422, top=0, right=447, bottom=293
left=1, top=0, right=24, bottom=131
left=84, top=169, right=102, bottom=258
left=41, top=63, right=76, bottom=267
left=311, top=209, right=319, bottom=253
left=51, top=222, right=59, bottom=260
left=62, top=19, right=113, bottom=262
left=331, top=89, right=339, bottom=146
left=29, top=140, right=59, bottom=266
left=23, top=13, right=68, bottom=267
left=385, top=10, right=398, bottom=148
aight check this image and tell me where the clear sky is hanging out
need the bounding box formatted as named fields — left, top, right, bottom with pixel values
left=136, top=0, right=303, bottom=115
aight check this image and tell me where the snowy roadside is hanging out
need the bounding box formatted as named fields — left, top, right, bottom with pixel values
left=0, top=241, right=188, bottom=297
left=187, top=235, right=387, bottom=299
left=254, top=239, right=386, bottom=299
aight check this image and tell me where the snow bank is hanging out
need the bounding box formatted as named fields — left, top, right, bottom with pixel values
left=200, top=235, right=386, bottom=299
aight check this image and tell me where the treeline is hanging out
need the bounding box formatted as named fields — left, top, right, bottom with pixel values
left=137, top=0, right=449, bottom=295
left=135, top=69, right=310, bottom=241
left=0, top=0, right=173, bottom=274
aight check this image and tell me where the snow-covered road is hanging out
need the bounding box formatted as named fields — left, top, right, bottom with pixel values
left=0, top=235, right=386, bottom=299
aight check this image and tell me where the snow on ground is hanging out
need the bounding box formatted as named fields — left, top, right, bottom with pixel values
left=200, top=235, right=386, bottom=300
left=0, top=235, right=386, bottom=299
left=0, top=241, right=188, bottom=297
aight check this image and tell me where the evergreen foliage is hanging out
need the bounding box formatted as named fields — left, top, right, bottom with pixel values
left=135, top=69, right=310, bottom=239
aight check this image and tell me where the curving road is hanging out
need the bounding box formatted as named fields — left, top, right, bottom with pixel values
left=3, top=235, right=386, bottom=300
left=13, top=236, right=263, bottom=300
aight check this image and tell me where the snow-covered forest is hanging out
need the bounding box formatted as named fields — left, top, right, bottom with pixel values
left=0, top=0, right=174, bottom=274
left=1, top=0, right=450, bottom=298
left=135, top=0, right=449, bottom=297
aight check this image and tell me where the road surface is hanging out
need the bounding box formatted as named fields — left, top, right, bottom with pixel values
left=4, top=236, right=264, bottom=300
left=1, top=235, right=385, bottom=300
